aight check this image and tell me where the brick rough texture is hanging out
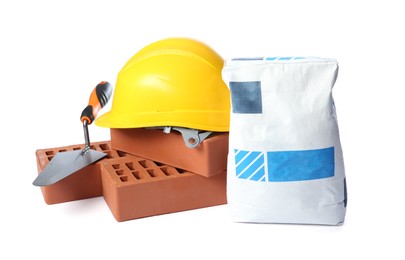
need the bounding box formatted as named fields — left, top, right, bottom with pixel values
left=110, top=128, right=229, bottom=178
left=101, top=156, right=227, bottom=221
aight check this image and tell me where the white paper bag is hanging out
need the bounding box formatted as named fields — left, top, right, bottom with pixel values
left=222, top=57, right=347, bottom=225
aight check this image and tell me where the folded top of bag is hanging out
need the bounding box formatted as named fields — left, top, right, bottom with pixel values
left=228, top=56, right=336, bottom=64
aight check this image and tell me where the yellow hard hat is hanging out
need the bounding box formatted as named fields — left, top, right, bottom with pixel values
left=96, top=37, right=230, bottom=132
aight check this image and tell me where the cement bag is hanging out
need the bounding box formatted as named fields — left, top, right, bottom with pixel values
left=222, top=57, right=347, bottom=225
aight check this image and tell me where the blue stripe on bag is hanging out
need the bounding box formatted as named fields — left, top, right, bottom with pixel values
left=235, top=150, right=266, bottom=181
left=234, top=149, right=249, bottom=165
left=234, top=147, right=334, bottom=182
left=265, top=57, right=306, bottom=61
left=267, top=147, right=335, bottom=182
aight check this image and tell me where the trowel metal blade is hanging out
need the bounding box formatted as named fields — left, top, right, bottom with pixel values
left=33, top=149, right=106, bottom=186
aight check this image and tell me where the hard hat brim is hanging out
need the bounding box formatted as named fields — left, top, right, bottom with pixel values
left=95, top=110, right=230, bottom=132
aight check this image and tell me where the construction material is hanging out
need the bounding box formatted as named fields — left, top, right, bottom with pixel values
left=35, top=141, right=128, bottom=204
left=36, top=141, right=228, bottom=220
left=95, top=38, right=231, bottom=132
left=34, top=39, right=232, bottom=221
left=222, top=57, right=347, bottom=225
left=110, top=128, right=229, bottom=178
left=101, top=156, right=227, bottom=222
left=33, top=82, right=113, bottom=186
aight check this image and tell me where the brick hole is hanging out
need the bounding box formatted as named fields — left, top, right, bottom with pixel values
left=72, top=147, right=81, bottom=151
left=117, top=151, right=127, bottom=157
left=45, top=151, right=54, bottom=155
left=115, top=170, right=124, bottom=176
left=47, top=156, right=54, bottom=161
left=147, top=169, right=156, bottom=177
left=125, top=162, right=135, bottom=170
left=139, top=160, right=147, bottom=168
left=99, top=143, right=109, bottom=151
left=154, top=161, right=165, bottom=166
left=112, top=164, right=120, bottom=169
left=140, top=160, right=156, bottom=168
left=175, top=168, right=187, bottom=174
left=59, top=149, right=67, bottom=152
left=132, top=171, right=141, bottom=179
left=160, top=167, right=177, bottom=176
left=120, top=176, right=128, bottom=182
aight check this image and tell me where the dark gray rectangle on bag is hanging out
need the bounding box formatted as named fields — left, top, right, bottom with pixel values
left=229, top=81, right=262, bottom=114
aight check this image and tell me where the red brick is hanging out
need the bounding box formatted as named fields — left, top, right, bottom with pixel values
left=110, top=128, right=229, bottom=178
left=35, top=141, right=130, bottom=204
left=101, top=156, right=227, bottom=221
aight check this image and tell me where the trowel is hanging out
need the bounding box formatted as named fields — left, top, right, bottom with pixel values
left=33, top=81, right=113, bottom=186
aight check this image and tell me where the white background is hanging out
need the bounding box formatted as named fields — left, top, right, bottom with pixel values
left=1, top=0, right=404, bottom=259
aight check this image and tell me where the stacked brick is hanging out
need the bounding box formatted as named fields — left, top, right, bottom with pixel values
left=35, top=130, right=229, bottom=221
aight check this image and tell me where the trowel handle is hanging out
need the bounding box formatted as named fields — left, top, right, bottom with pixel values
left=80, top=81, right=113, bottom=125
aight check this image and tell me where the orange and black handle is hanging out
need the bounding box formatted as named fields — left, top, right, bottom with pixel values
left=80, top=81, right=113, bottom=125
